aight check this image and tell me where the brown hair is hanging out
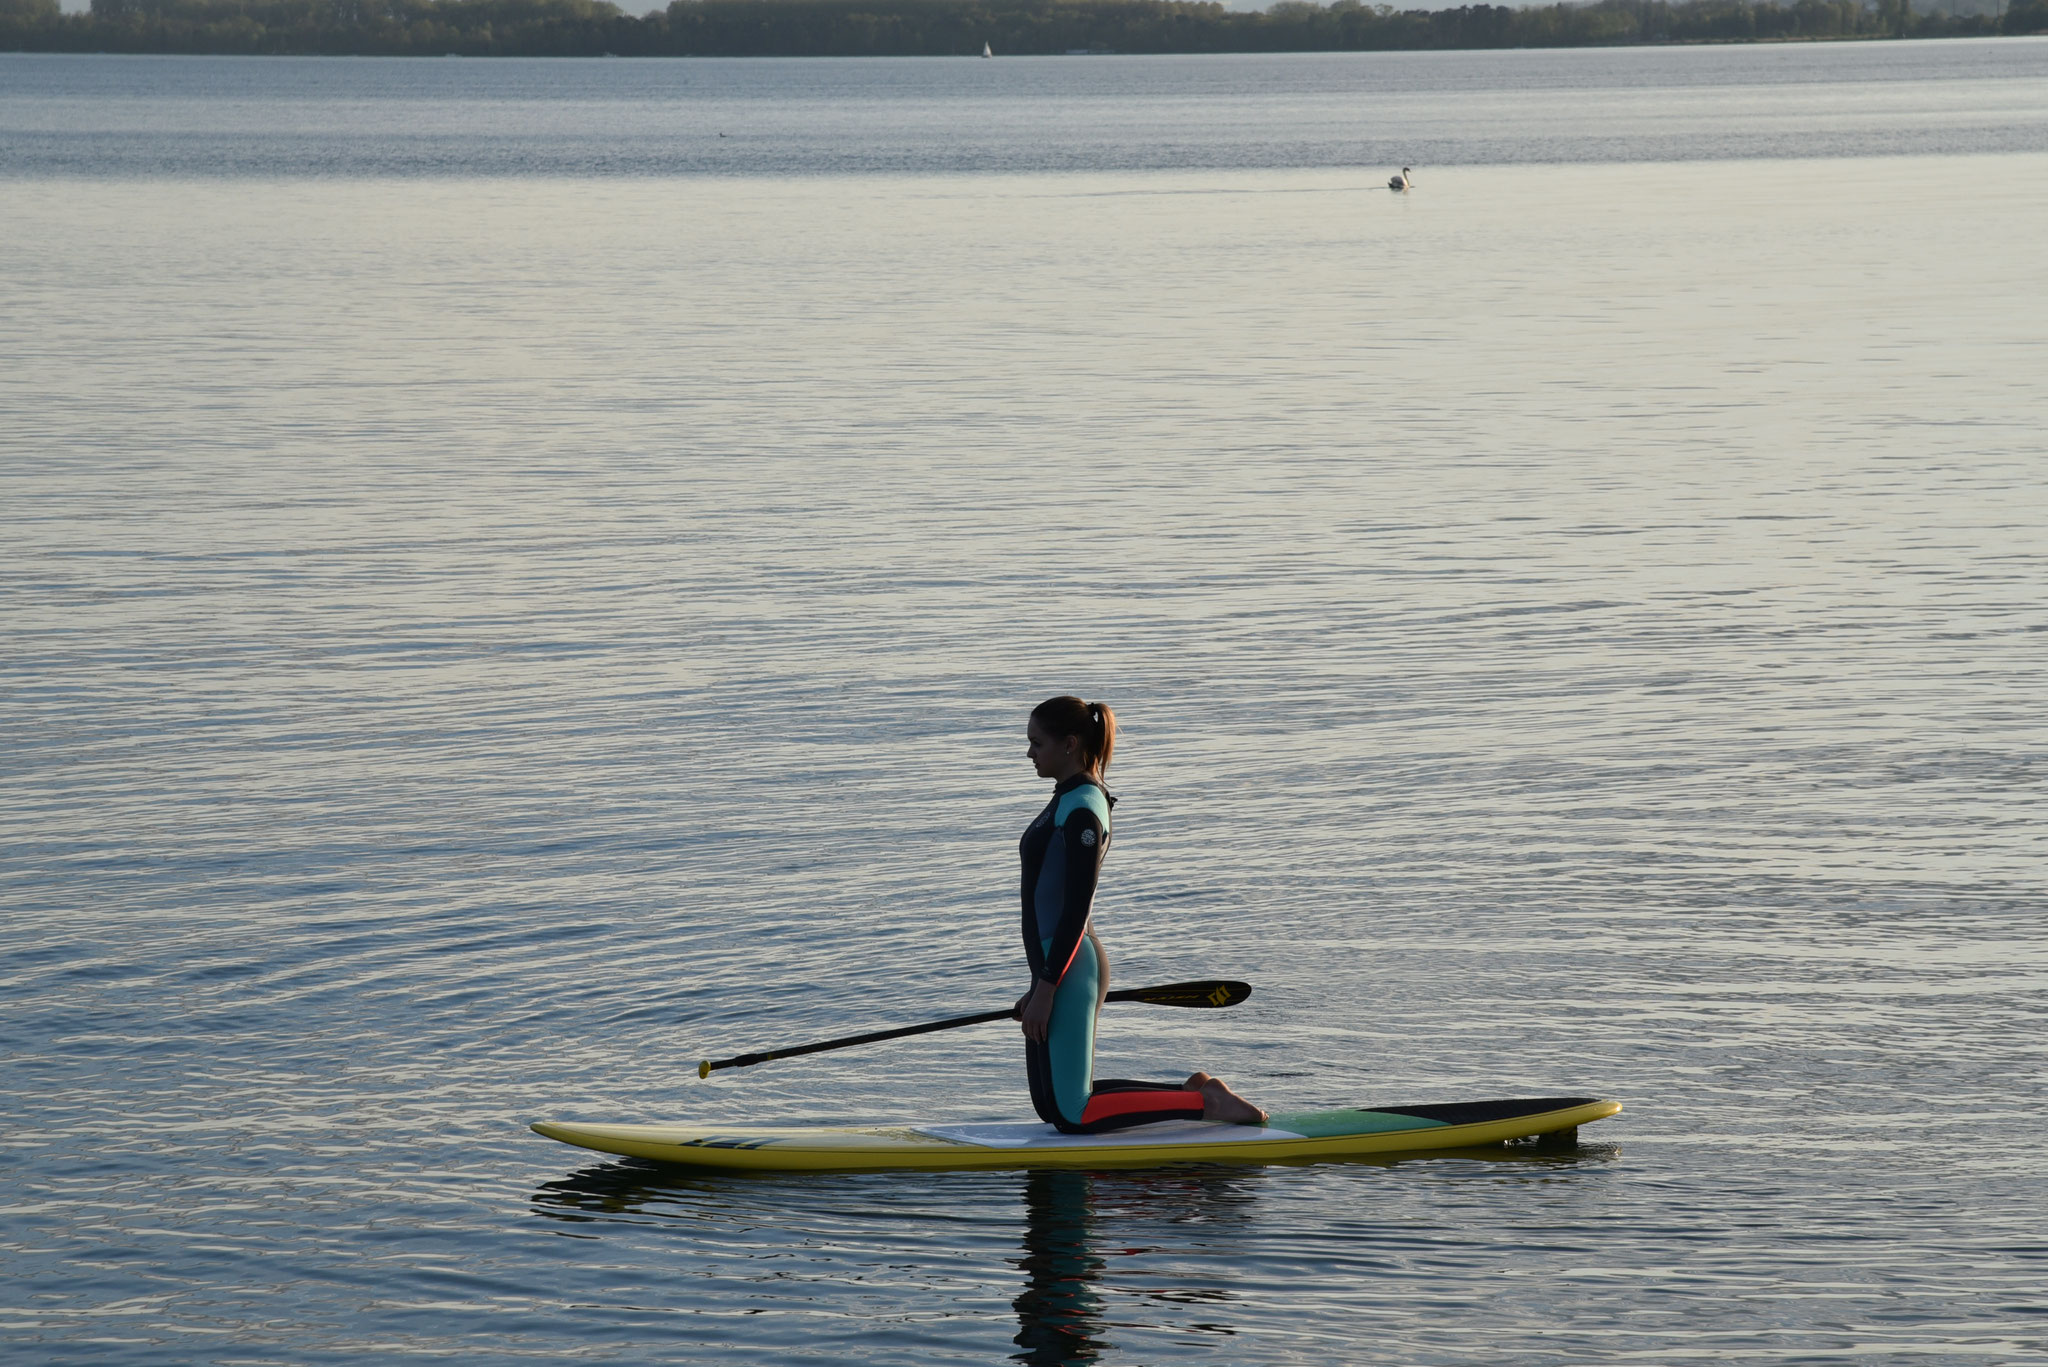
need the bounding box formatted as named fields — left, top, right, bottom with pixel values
left=1031, top=696, right=1116, bottom=776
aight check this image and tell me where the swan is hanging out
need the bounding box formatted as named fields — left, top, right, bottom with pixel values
left=1389, top=167, right=1413, bottom=191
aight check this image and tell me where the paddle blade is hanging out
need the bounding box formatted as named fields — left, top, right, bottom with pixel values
left=1114, top=979, right=1251, bottom=1009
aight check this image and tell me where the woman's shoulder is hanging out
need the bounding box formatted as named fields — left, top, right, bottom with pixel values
left=1053, top=779, right=1113, bottom=828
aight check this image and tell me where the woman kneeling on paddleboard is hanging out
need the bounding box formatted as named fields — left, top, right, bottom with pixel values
left=1016, top=696, right=1266, bottom=1132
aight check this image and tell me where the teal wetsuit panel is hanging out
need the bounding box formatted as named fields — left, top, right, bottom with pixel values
left=1042, top=935, right=1100, bottom=1125
left=1053, top=784, right=1112, bottom=833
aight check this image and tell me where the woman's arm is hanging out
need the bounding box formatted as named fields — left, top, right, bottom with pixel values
left=1037, top=807, right=1107, bottom=988
left=1022, top=865, right=1049, bottom=982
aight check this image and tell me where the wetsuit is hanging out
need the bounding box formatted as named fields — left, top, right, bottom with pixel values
left=1021, top=774, right=1207, bottom=1134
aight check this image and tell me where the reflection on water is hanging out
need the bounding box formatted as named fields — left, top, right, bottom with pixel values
left=531, top=1160, right=684, bottom=1229
left=1012, top=1170, right=1108, bottom=1365
left=1013, top=1167, right=1263, bottom=1365
left=528, top=1145, right=1616, bottom=1366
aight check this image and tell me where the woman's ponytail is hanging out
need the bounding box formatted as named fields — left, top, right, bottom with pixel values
left=1086, top=700, right=1116, bottom=775
left=1032, top=695, right=1116, bottom=776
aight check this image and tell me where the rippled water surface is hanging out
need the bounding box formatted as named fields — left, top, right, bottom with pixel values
left=5, top=39, right=2048, bottom=174
left=4, top=41, right=2048, bottom=1366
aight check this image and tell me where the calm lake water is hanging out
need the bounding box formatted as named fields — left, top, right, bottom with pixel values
left=5, top=38, right=2048, bottom=1365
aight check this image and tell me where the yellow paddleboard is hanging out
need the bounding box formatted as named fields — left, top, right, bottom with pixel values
left=530, top=1096, right=1620, bottom=1171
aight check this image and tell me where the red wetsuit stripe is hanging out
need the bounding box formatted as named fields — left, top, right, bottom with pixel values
left=1079, top=1089, right=1205, bottom=1126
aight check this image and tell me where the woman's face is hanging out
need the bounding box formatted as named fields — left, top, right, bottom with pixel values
left=1026, top=718, right=1083, bottom=781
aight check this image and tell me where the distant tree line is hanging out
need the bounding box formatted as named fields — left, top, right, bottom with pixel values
left=5, top=0, right=2044, bottom=57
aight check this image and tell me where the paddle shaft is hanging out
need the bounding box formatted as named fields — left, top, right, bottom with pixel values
left=705, top=1007, right=1016, bottom=1075
left=699, top=979, right=1248, bottom=1077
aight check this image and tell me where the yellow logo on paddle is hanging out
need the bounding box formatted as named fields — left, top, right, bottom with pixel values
left=1208, top=986, right=1230, bottom=1006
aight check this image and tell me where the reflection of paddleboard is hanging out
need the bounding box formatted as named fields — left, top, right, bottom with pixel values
left=530, top=1096, right=1620, bottom=1171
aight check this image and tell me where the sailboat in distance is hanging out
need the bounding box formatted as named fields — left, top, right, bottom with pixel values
left=983, top=41, right=993, bottom=57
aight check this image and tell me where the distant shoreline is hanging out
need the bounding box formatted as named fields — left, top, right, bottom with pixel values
left=6, top=0, right=2043, bottom=60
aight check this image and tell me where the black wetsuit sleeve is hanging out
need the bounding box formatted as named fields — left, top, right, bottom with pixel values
left=1022, top=865, right=1048, bottom=983
left=1039, top=807, right=1106, bottom=987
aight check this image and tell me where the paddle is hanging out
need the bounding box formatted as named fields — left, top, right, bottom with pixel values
left=697, top=979, right=1251, bottom=1078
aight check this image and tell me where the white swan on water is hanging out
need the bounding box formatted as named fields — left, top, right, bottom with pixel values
left=1388, top=167, right=1413, bottom=191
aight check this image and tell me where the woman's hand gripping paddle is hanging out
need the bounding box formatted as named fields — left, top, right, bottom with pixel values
left=697, top=979, right=1251, bottom=1078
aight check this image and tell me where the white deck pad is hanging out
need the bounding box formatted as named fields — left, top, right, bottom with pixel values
left=913, top=1119, right=1305, bottom=1149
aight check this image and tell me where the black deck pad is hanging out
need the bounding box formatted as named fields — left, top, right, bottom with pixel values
left=1366, top=1098, right=1599, bottom=1126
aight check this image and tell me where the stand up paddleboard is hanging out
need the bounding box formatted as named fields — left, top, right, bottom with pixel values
left=529, top=1096, right=1620, bottom=1171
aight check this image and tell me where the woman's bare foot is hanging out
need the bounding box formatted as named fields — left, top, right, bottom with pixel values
left=1196, top=1076, right=1266, bottom=1126
left=1184, top=1071, right=1214, bottom=1091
